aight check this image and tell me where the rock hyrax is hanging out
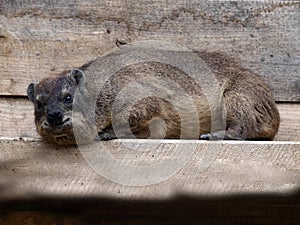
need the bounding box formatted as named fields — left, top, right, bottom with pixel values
left=27, top=49, right=280, bottom=145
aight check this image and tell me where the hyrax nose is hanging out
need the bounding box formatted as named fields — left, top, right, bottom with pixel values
left=47, top=110, right=64, bottom=126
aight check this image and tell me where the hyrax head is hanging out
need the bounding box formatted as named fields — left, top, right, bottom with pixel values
left=27, top=69, right=87, bottom=145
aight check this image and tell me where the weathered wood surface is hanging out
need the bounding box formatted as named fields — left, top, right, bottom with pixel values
left=275, top=103, right=300, bottom=141
left=0, top=97, right=299, bottom=141
left=0, top=0, right=299, bottom=101
left=0, top=98, right=38, bottom=139
left=0, top=139, right=299, bottom=200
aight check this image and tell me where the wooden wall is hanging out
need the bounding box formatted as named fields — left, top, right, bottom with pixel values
left=0, top=0, right=299, bottom=100
left=0, top=1, right=299, bottom=224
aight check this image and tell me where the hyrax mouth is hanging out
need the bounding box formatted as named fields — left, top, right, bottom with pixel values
left=39, top=118, right=76, bottom=145
left=42, top=116, right=72, bottom=127
left=54, top=134, right=72, bottom=142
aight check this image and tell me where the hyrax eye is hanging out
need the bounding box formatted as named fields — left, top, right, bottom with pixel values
left=35, top=96, right=45, bottom=109
left=64, top=94, right=73, bottom=103
left=37, top=100, right=43, bottom=108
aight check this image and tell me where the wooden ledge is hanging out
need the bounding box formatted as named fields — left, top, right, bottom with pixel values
left=0, top=139, right=299, bottom=200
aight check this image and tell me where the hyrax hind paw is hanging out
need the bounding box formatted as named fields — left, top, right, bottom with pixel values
left=200, top=131, right=244, bottom=140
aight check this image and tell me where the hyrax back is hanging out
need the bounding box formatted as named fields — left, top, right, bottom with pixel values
left=27, top=51, right=280, bottom=145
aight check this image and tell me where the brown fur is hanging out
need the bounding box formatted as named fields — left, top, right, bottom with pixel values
left=27, top=51, right=280, bottom=145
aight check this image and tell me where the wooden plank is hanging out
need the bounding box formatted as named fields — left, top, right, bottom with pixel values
left=0, top=0, right=299, bottom=101
left=0, top=98, right=38, bottom=139
left=275, top=103, right=300, bottom=141
left=0, top=139, right=299, bottom=200
left=0, top=97, right=299, bottom=141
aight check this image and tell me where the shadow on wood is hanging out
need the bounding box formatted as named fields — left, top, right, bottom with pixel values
left=0, top=189, right=299, bottom=225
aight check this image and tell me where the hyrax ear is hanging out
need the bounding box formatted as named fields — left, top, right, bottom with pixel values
left=69, top=69, right=86, bottom=86
left=27, top=83, right=36, bottom=102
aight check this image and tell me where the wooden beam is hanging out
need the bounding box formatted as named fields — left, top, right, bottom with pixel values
left=0, top=139, right=299, bottom=200
left=275, top=103, right=300, bottom=141
left=0, top=0, right=299, bottom=101
left=0, top=98, right=38, bottom=139
left=0, top=98, right=299, bottom=141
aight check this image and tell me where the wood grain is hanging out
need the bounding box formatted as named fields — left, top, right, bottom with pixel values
left=0, top=98, right=299, bottom=141
left=0, top=0, right=299, bottom=101
left=275, top=103, right=300, bottom=141
left=0, top=97, right=38, bottom=139
left=0, top=139, right=299, bottom=200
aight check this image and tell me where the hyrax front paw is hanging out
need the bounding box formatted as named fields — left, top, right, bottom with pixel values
left=97, top=127, right=117, bottom=141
